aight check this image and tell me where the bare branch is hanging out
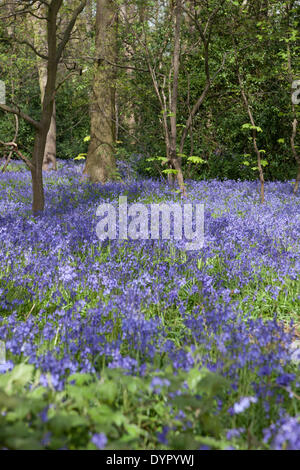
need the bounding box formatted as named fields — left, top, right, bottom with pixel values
left=56, top=0, right=87, bottom=63
left=1, top=114, right=19, bottom=172
left=0, top=103, right=41, bottom=129
left=0, top=141, right=35, bottom=171
left=15, top=39, right=48, bottom=60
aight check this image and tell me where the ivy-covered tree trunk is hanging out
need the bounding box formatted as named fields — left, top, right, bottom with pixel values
left=83, top=0, right=116, bottom=183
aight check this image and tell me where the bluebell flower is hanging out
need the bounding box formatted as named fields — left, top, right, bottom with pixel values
left=91, top=433, right=107, bottom=449
left=233, top=396, right=257, bottom=414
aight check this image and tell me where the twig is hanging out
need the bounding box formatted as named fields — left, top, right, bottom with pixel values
left=1, top=114, right=19, bottom=172
left=25, top=303, right=36, bottom=321
left=0, top=141, right=35, bottom=171
left=0, top=103, right=41, bottom=129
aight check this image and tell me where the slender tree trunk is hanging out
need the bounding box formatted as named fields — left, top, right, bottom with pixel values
left=83, top=0, right=117, bottom=182
left=237, top=67, right=264, bottom=203
left=294, top=164, right=300, bottom=194
left=120, top=4, right=136, bottom=143
left=287, top=42, right=299, bottom=194
left=31, top=5, right=57, bottom=171
left=291, top=108, right=300, bottom=193
left=29, top=2, right=59, bottom=213
left=31, top=136, right=46, bottom=213
left=38, top=64, right=57, bottom=171
left=169, top=0, right=186, bottom=195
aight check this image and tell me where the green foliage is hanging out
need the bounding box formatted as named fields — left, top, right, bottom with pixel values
left=74, top=153, right=86, bottom=161
left=241, top=123, right=263, bottom=133
left=187, top=156, right=207, bottom=165
left=0, top=361, right=232, bottom=450
left=1, top=0, right=298, bottom=182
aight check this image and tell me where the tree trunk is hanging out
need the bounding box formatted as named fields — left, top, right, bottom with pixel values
left=237, top=67, right=264, bottom=203
left=286, top=40, right=299, bottom=194
left=83, top=0, right=117, bottom=182
left=169, top=0, right=186, bottom=195
left=31, top=5, right=57, bottom=171
left=31, top=128, right=49, bottom=213
left=120, top=3, right=136, bottom=143
left=31, top=159, right=44, bottom=214
left=43, top=102, right=57, bottom=171
left=292, top=116, right=300, bottom=194
left=38, top=64, right=57, bottom=171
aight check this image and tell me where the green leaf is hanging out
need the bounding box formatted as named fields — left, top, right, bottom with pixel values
left=169, top=432, right=200, bottom=450
left=196, top=435, right=231, bottom=450
left=48, top=413, right=88, bottom=433
left=242, top=123, right=262, bottom=132
left=68, top=373, right=92, bottom=386
left=4, top=364, right=34, bottom=393
left=83, top=136, right=90, bottom=142
left=162, top=169, right=178, bottom=174
left=187, top=367, right=205, bottom=391
left=98, top=380, right=118, bottom=405
left=74, top=153, right=87, bottom=160
left=187, top=156, right=207, bottom=164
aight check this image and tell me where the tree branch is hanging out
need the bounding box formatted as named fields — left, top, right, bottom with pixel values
left=0, top=114, right=18, bottom=172
left=56, top=0, right=87, bottom=63
left=15, top=39, right=48, bottom=60
left=0, top=103, right=41, bottom=129
left=0, top=141, right=35, bottom=171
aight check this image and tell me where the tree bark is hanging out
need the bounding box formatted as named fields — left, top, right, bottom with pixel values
left=237, top=69, right=265, bottom=203
left=30, top=1, right=61, bottom=213
left=287, top=38, right=299, bottom=194
left=38, top=63, right=57, bottom=171
left=120, top=3, right=136, bottom=143
left=30, top=3, right=57, bottom=171
left=168, top=0, right=186, bottom=194
left=83, top=0, right=117, bottom=183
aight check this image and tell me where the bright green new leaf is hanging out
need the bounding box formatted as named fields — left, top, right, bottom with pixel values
left=162, top=169, right=178, bottom=174
left=187, top=156, right=206, bottom=164
left=74, top=153, right=87, bottom=160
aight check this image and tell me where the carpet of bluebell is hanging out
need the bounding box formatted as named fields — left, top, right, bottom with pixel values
left=0, top=160, right=299, bottom=450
